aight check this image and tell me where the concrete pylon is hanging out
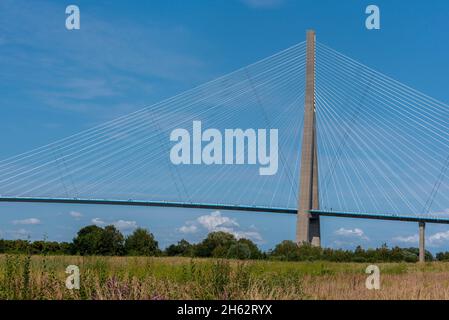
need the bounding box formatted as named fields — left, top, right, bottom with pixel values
left=296, top=30, right=320, bottom=246
left=419, top=222, right=425, bottom=263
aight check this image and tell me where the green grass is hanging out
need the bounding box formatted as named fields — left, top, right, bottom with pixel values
left=0, top=254, right=447, bottom=300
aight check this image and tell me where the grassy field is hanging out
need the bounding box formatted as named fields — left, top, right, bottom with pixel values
left=1, top=254, right=449, bottom=300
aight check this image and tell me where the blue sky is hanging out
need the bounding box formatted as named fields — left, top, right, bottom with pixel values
left=1, top=0, right=449, bottom=252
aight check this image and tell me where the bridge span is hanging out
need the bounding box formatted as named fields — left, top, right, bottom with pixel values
left=1, top=196, right=446, bottom=262
left=1, top=196, right=448, bottom=224
left=1, top=32, right=448, bottom=264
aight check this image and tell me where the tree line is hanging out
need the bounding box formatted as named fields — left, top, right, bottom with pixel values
left=0, top=224, right=447, bottom=262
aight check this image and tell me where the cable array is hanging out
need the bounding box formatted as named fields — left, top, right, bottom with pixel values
left=316, top=42, right=449, bottom=216
left=0, top=42, right=307, bottom=209
left=0, top=39, right=448, bottom=216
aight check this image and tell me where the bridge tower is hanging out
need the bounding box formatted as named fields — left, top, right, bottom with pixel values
left=296, top=30, right=320, bottom=246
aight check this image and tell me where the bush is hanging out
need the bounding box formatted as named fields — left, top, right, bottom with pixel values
left=227, top=243, right=251, bottom=260
left=99, top=225, right=125, bottom=256
left=437, top=252, right=449, bottom=261
left=237, top=238, right=263, bottom=259
left=73, top=225, right=125, bottom=256
left=125, top=228, right=159, bottom=256
left=194, top=232, right=237, bottom=257
left=269, top=240, right=301, bottom=261
left=0, top=227, right=439, bottom=263
left=72, top=225, right=104, bottom=255
left=165, top=239, right=193, bottom=257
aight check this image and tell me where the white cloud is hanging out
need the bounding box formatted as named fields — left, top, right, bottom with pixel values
left=91, top=218, right=105, bottom=226
left=335, top=228, right=368, bottom=240
left=178, top=211, right=263, bottom=242
left=241, top=0, right=284, bottom=9
left=230, top=230, right=263, bottom=242
left=198, top=211, right=239, bottom=231
left=393, top=234, right=419, bottom=244
left=69, top=211, right=83, bottom=219
left=113, top=220, right=138, bottom=231
left=428, top=231, right=449, bottom=245
left=178, top=224, right=198, bottom=234
left=91, top=218, right=137, bottom=232
left=12, top=218, right=41, bottom=225
left=393, top=230, right=449, bottom=247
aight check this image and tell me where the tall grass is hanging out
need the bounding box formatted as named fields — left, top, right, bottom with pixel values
left=0, top=255, right=448, bottom=300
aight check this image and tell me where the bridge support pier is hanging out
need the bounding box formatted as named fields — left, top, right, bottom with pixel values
left=419, top=222, right=425, bottom=263
left=297, top=30, right=320, bottom=246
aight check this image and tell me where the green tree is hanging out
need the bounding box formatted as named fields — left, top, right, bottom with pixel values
left=125, top=228, right=159, bottom=256
left=227, top=242, right=251, bottom=260
left=269, top=240, right=300, bottom=261
left=99, top=225, right=125, bottom=256
left=437, top=251, right=449, bottom=261
left=72, top=225, right=104, bottom=255
left=296, top=243, right=323, bottom=261
left=237, top=238, right=263, bottom=259
left=195, top=232, right=236, bottom=257
left=165, top=239, right=193, bottom=256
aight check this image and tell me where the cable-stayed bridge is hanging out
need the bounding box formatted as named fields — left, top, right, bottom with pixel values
left=0, top=31, right=448, bottom=262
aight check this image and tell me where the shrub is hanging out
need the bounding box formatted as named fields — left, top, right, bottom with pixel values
left=194, top=232, right=237, bottom=257
left=165, top=239, right=193, bottom=257
left=125, top=228, right=159, bottom=256
left=227, top=243, right=251, bottom=260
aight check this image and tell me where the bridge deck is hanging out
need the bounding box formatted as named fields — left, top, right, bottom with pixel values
left=0, top=197, right=295, bottom=214
left=309, top=210, right=449, bottom=225
left=1, top=197, right=449, bottom=225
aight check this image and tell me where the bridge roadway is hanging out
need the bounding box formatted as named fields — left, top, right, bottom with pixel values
left=1, top=196, right=445, bottom=263
left=0, top=196, right=448, bottom=225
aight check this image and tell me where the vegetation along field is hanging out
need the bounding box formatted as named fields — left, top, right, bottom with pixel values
left=2, top=225, right=449, bottom=300
left=3, top=255, right=449, bottom=300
